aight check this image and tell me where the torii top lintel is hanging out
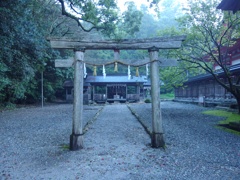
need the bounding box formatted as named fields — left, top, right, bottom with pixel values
left=48, top=36, right=186, bottom=50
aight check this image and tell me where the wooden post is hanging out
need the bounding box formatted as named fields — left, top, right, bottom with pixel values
left=105, top=85, right=107, bottom=101
left=149, top=49, right=165, bottom=148
left=41, top=71, right=44, bottom=108
left=93, top=85, right=95, bottom=102
left=70, top=49, right=84, bottom=151
left=126, top=85, right=128, bottom=99
left=137, top=85, right=140, bottom=101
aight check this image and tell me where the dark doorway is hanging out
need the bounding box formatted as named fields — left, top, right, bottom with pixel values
left=107, top=84, right=126, bottom=99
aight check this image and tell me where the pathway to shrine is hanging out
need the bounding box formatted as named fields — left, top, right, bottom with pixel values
left=85, top=103, right=149, bottom=154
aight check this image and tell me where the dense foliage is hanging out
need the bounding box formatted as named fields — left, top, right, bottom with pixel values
left=3, top=0, right=217, bottom=106
left=0, top=0, right=59, bottom=105
left=0, top=0, right=163, bottom=106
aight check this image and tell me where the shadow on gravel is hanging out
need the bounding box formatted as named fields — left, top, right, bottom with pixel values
left=218, top=123, right=240, bottom=132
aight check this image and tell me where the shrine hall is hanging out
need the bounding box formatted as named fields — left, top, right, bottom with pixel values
left=63, top=74, right=151, bottom=104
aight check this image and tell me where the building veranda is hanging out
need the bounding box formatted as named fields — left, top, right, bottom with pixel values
left=174, top=65, right=239, bottom=107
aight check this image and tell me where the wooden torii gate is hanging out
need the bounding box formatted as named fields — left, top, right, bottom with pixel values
left=49, top=36, right=185, bottom=150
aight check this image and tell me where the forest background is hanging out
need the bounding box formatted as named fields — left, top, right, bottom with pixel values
left=0, top=0, right=228, bottom=107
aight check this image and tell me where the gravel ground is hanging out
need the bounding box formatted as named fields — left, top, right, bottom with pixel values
left=0, top=101, right=239, bottom=179
left=129, top=101, right=240, bottom=179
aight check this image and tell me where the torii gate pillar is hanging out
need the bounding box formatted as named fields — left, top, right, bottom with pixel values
left=70, top=49, right=84, bottom=150
left=149, top=49, right=165, bottom=148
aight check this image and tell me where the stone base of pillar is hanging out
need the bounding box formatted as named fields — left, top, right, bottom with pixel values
left=70, top=134, right=84, bottom=151
left=151, top=132, right=165, bottom=148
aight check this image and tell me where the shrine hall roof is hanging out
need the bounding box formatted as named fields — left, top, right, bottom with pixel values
left=185, top=63, right=240, bottom=83
left=85, top=75, right=148, bottom=83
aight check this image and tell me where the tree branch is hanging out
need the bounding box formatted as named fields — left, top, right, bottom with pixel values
left=57, top=0, right=101, bottom=32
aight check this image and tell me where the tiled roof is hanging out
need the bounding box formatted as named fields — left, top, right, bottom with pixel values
left=217, top=0, right=240, bottom=13
left=85, top=75, right=148, bottom=83
left=186, top=64, right=240, bottom=83
left=63, top=75, right=149, bottom=87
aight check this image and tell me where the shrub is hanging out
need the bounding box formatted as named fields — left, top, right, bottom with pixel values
left=144, top=99, right=151, bottom=103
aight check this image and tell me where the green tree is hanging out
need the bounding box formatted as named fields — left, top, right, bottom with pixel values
left=134, top=5, right=160, bottom=38
left=158, top=0, right=182, bottom=29
left=177, top=0, right=240, bottom=112
left=57, top=0, right=119, bottom=37
left=114, top=1, right=143, bottom=39
left=155, top=26, right=203, bottom=93
left=0, top=0, right=47, bottom=103
left=57, top=0, right=160, bottom=38
left=0, top=0, right=69, bottom=104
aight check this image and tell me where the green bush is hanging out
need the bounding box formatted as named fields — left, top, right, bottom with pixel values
left=144, top=99, right=151, bottom=103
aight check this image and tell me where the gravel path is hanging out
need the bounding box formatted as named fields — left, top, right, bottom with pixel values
left=129, top=101, right=240, bottom=179
left=0, top=102, right=240, bottom=179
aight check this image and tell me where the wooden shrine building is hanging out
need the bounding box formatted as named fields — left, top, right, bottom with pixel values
left=63, top=75, right=150, bottom=104
left=175, top=38, right=240, bottom=107
left=174, top=65, right=239, bottom=107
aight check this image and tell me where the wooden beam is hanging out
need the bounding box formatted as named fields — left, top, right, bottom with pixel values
left=55, top=57, right=74, bottom=67
left=49, top=36, right=186, bottom=50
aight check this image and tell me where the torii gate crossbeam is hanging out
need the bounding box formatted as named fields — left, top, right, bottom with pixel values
left=49, top=36, right=185, bottom=50
left=49, top=36, right=186, bottom=150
